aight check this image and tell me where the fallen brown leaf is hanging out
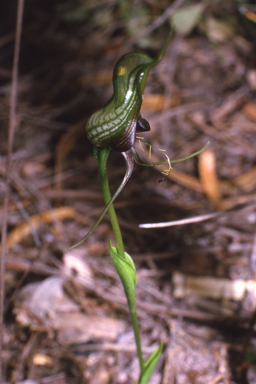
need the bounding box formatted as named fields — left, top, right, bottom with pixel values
left=6, top=206, right=75, bottom=250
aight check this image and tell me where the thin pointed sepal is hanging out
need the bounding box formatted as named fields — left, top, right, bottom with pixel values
left=67, top=147, right=134, bottom=250
left=170, top=141, right=210, bottom=163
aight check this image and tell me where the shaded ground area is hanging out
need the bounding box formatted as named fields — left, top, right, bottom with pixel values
left=1, top=0, right=256, bottom=383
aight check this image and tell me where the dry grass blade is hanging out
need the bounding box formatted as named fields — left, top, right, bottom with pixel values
left=139, top=212, right=218, bottom=228
left=198, top=149, right=223, bottom=209
left=0, top=0, right=24, bottom=381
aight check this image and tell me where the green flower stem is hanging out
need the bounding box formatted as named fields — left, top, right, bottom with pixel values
left=129, top=302, right=144, bottom=372
left=97, top=150, right=125, bottom=259
left=95, top=146, right=144, bottom=372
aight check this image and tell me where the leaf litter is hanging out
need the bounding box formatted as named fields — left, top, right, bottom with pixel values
left=1, top=0, right=256, bottom=383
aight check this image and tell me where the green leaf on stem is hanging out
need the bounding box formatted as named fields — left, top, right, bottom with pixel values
left=109, top=241, right=137, bottom=307
left=138, top=342, right=163, bottom=384
left=110, top=241, right=145, bottom=372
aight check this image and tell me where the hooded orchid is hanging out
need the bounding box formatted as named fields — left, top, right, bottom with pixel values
left=68, top=30, right=209, bottom=384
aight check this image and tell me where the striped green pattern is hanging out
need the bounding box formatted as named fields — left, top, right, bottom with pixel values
left=86, top=30, right=173, bottom=150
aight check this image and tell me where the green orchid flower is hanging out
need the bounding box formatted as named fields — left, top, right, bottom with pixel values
left=69, top=29, right=208, bottom=250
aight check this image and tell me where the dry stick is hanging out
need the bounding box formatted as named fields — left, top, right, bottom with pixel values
left=139, top=212, right=218, bottom=228
left=0, top=0, right=24, bottom=382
